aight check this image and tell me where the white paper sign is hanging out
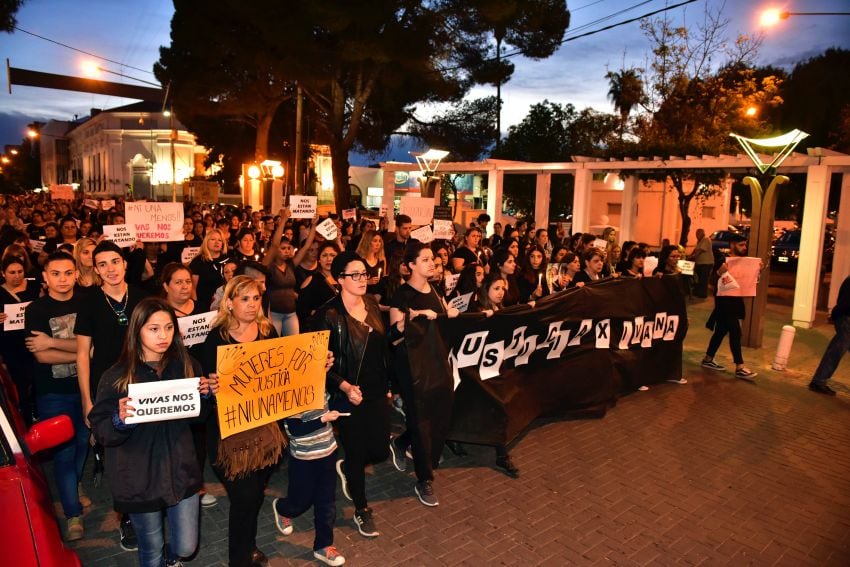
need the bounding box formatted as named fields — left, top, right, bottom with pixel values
left=181, top=246, right=201, bottom=265
left=444, top=273, right=460, bottom=295
left=399, top=196, right=434, bottom=226
left=717, top=271, right=740, bottom=294
left=290, top=195, right=317, bottom=219
left=593, top=238, right=608, bottom=251
left=677, top=260, right=695, bottom=276
left=379, top=204, right=388, bottom=218
left=103, top=224, right=138, bottom=248
left=316, top=218, right=339, bottom=240
left=125, top=377, right=201, bottom=424
left=29, top=239, right=45, bottom=253
left=342, top=208, right=357, bottom=220
left=410, top=224, right=434, bottom=243
left=125, top=202, right=184, bottom=242
left=643, top=256, right=659, bottom=277
left=3, top=301, right=31, bottom=331
left=84, top=199, right=99, bottom=209
left=448, top=292, right=473, bottom=313
left=718, top=257, right=761, bottom=297
left=433, top=219, right=454, bottom=240
left=178, top=310, right=218, bottom=347
left=102, top=199, right=116, bottom=210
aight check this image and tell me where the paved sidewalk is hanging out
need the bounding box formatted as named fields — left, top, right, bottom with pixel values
left=64, top=298, right=850, bottom=566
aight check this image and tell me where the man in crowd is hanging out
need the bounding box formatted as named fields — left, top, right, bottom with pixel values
left=690, top=228, right=715, bottom=298
left=809, top=275, right=850, bottom=396
left=385, top=214, right=412, bottom=260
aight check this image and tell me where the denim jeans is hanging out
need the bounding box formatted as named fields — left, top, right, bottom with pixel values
left=128, top=493, right=199, bottom=567
left=812, top=315, right=850, bottom=385
left=270, top=311, right=299, bottom=337
left=36, top=392, right=89, bottom=518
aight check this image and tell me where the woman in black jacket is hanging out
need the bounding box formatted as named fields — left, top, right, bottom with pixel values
left=89, top=297, right=217, bottom=567
left=310, top=251, right=391, bottom=539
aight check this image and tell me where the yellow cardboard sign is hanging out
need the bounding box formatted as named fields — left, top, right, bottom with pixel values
left=215, top=331, right=329, bottom=439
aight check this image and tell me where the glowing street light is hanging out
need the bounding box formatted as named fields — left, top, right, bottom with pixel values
left=27, top=128, right=38, bottom=139
left=10, top=148, right=18, bottom=155
left=247, top=164, right=261, bottom=179
left=760, top=8, right=850, bottom=27
left=1, top=156, right=10, bottom=164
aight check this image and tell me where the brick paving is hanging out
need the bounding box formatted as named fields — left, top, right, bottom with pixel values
left=61, top=297, right=850, bottom=566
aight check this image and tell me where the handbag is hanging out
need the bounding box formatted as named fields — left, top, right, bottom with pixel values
left=215, top=422, right=286, bottom=480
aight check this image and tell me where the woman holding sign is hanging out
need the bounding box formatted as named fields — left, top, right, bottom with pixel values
left=0, top=254, right=41, bottom=423
left=199, top=275, right=283, bottom=567
left=89, top=297, right=217, bottom=567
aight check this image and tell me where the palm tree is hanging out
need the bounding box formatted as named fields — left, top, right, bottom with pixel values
left=606, top=68, right=645, bottom=141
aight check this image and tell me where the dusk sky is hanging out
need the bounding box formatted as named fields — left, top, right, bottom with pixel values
left=1, top=0, right=848, bottom=154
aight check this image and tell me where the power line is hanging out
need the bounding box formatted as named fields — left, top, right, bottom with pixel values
left=12, top=26, right=157, bottom=76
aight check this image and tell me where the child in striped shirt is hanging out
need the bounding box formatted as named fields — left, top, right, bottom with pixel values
left=272, top=399, right=346, bottom=566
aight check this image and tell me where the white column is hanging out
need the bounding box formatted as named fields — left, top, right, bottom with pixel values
left=534, top=172, right=551, bottom=230
left=382, top=168, right=396, bottom=231
left=793, top=164, right=831, bottom=328
left=572, top=167, right=592, bottom=233
left=619, top=175, right=638, bottom=241
left=486, top=167, right=504, bottom=224
left=829, top=172, right=850, bottom=308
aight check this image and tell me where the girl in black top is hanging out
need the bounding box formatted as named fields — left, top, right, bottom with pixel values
left=263, top=208, right=313, bottom=337
left=230, top=227, right=261, bottom=264
left=89, top=297, right=217, bottom=567
left=190, top=229, right=229, bottom=311
left=297, top=241, right=340, bottom=329
left=620, top=247, right=646, bottom=278
left=311, top=251, right=391, bottom=538
left=490, top=248, right=522, bottom=307
left=573, top=248, right=607, bottom=285
left=518, top=245, right=550, bottom=301
left=389, top=242, right=459, bottom=507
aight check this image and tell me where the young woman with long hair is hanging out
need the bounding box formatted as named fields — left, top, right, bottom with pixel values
left=297, top=241, right=340, bottom=329
left=89, top=297, right=217, bottom=567
left=262, top=208, right=312, bottom=337
left=199, top=276, right=282, bottom=567
left=489, top=248, right=522, bottom=307
left=355, top=229, right=386, bottom=288
left=190, top=228, right=229, bottom=311
left=73, top=237, right=100, bottom=290
left=517, top=245, right=549, bottom=301
left=620, top=247, right=646, bottom=278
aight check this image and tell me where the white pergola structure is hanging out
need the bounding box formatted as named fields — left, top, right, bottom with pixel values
left=381, top=149, right=850, bottom=329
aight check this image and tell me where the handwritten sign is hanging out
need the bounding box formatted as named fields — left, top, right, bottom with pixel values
left=400, top=196, right=434, bottom=226
left=3, top=301, right=31, bottom=331
left=643, top=256, right=659, bottom=277
left=316, top=218, right=339, bottom=240
left=593, top=238, right=608, bottom=251
left=125, top=202, right=184, bottom=242
left=718, top=257, right=761, bottom=297
left=444, top=273, right=460, bottom=296
left=433, top=219, right=454, bottom=240
left=29, top=239, right=45, bottom=253
left=84, top=199, right=99, bottom=209
left=677, top=259, right=695, bottom=276
left=342, top=208, right=357, bottom=220
left=215, top=331, right=329, bottom=438
left=125, top=378, right=201, bottom=424
left=102, top=199, right=116, bottom=210
left=103, top=224, right=137, bottom=248
left=290, top=195, right=317, bottom=219
left=185, top=180, right=220, bottom=203
left=50, top=184, right=74, bottom=200
left=178, top=310, right=218, bottom=347
left=448, top=292, right=473, bottom=313
left=433, top=206, right=453, bottom=221
left=410, top=224, right=434, bottom=243
left=181, top=246, right=201, bottom=265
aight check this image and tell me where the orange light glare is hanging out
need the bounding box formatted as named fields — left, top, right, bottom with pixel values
left=760, top=8, right=784, bottom=27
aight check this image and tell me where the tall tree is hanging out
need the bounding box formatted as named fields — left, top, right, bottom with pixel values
left=605, top=68, right=645, bottom=140
left=453, top=0, right=570, bottom=147
left=407, top=97, right=499, bottom=161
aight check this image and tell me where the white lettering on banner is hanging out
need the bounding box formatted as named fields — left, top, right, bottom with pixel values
left=181, top=246, right=201, bottom=265
left=399, top=196, right=434, bottom=226
left=178, top=311, right=218, bottom=347
left=103, top=224, right=138, bottom=248
left=315, top=218, right=338, bottom=240
left=125, top=202, right=184, bottom=242
left=447, top=312, right=681, bottom=378
left=290, top=196, right=317, bottom=219
left=3, top=302, right=31, bottom=331
left=125, top=378, right=201, bottom=424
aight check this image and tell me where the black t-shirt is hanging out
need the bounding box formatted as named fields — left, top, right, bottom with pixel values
left=189, top=255, right=227, bottom=312
left=451, top=247, right=479, bottom=269
left=357, top=326, right=389, bottom=400
left=25, top=293, right=83, bottom=396
left=73, top=285, right=148, bottom=397
left=390, top=282, right=446, bottom=314
left=0, top=280, right=41, bottom=371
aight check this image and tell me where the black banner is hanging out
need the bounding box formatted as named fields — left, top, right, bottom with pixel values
left=406, top=277, right=689, bottom=446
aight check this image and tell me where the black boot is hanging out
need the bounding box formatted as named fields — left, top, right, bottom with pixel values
left=495, top=453, right=519, bottom=479
left=446, top=440, right=468, bottom=456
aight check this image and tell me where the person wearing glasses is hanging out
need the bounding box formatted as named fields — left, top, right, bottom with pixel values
left=309, top=251, right=391, bottom=539
left=74, top=240, right=148, bottom=552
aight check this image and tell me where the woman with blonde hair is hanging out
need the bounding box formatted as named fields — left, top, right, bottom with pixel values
left=199, top=275, right=283, bottom=567
left=355, top=229, right=386, bottom=287
left=190, top=228, right=229, bottom=311
left=73, top=237, right=100, bottom=289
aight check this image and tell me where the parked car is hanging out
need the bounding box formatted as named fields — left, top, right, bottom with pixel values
left=0, top=367, right=81, bottom=567
left=770, top=229, right=835, bottom=271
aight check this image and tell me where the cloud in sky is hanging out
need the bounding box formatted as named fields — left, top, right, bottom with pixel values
left=1, top=0, right=848, bottom=148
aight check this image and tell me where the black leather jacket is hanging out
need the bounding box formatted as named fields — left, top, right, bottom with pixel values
left=310, top=294, right=390, bottom=397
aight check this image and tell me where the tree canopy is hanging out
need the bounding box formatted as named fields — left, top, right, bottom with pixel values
left=0, top=0, right=25, bottom=32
